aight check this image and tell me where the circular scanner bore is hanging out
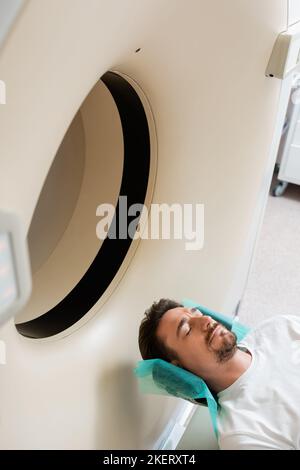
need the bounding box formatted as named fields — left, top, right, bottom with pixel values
left=15, top=72, right=151, bottom=338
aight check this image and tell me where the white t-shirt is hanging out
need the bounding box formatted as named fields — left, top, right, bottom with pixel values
left=217, top=315, right=300, bottom=450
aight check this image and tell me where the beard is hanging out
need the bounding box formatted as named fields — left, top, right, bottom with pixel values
left=215, top=332, right=237, bottom=363
left=206, top=322, right=237, bottom=364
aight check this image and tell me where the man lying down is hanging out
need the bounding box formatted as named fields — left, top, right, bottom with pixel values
left=138, top=299, right=300, bottom=450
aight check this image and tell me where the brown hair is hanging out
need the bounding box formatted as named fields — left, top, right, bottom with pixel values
left=138, top=298, right=182, bottom=362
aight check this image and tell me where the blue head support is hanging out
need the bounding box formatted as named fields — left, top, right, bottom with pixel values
left=134, top=298, right=250, bottom=437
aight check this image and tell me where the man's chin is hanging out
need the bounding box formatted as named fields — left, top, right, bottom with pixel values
left=214, top=334, right=237, bottom=363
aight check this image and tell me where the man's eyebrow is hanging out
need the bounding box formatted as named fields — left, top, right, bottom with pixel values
left=176, top=317, right=187, bottom=338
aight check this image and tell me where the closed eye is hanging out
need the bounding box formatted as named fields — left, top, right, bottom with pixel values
left=186, top=327, right=192, bottom=336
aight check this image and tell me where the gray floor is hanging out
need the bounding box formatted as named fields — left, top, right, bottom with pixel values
left=238, top=171, right=300, bottom=327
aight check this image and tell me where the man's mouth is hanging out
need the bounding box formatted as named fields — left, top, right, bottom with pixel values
left=207, top=323, right=221, bottom=345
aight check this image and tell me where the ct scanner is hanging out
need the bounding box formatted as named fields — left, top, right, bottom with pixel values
left=0, top=0, right=300, bottom=450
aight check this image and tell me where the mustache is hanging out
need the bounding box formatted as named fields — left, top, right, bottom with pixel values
left=206, top=322, right=221, bottom=344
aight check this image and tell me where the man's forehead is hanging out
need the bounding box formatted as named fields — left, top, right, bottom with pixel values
left=157, top=307, right=186, bottom=340
left=162, top=306, right=185, bottom=324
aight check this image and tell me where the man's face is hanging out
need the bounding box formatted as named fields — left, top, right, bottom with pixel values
left=156, top=307, right=237, bottom=378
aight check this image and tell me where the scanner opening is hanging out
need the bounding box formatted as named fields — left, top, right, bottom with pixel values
left=15, top=71, right=151, bottom=339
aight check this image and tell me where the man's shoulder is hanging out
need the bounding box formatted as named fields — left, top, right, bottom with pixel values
left=238, top=314, right=300, bottom=348
left=251, top=314, right=300, bottom=333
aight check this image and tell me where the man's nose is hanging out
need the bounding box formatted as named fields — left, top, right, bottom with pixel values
left=191, top=314, right=213, bottom=331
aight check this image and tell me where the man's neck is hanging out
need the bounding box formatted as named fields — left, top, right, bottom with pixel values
left=205, top=348, right=252, bottom=394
